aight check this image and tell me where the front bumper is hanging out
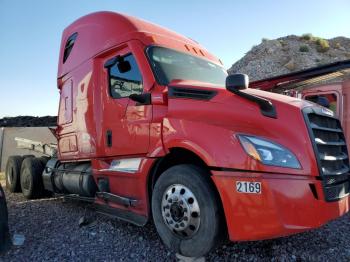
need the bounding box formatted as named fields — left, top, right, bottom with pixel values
left=212, top=170, right=350, bottom=241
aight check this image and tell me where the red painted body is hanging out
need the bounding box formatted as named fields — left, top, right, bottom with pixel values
left=56, top=12, right=349, bottom=242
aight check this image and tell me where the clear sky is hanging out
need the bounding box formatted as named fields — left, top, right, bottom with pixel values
left=0, top=0, right=349, bottom=117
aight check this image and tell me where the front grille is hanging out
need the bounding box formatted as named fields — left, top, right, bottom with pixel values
left=303, top=107, right=350, bottom=201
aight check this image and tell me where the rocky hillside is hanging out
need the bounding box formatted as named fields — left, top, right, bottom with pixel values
left=228, top=34, right=350, bottom=81
left=0, top=116, right=57, bottom=127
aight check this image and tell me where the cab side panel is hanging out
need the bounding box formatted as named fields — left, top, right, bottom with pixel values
left=57, top=60, right=98, bottom=161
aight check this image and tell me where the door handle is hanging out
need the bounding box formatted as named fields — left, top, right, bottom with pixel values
left=106, top=130, right=112, bottom=147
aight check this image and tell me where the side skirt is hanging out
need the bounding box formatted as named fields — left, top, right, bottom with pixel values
left=94, top=203, right=148, bottom=226
left=63, top=194, right=148, bottom=227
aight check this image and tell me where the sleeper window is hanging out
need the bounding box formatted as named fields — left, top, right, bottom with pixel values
left=63, top=33, right=78, bottom=63
left=108, top=54, right=143, bottom=98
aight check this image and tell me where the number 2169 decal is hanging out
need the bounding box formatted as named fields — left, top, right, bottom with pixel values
left=236, top=181, right=261, bottom=194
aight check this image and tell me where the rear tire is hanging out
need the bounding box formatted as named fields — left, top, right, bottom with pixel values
left=5, top=155, right=23, bottom=192
left=20, top=157, right=45, bottom=199
left=22, top=154, right=35, bottom=159
left=38, top=156, right=50, bottom=166
left=152, top=164, right=224, bottom=257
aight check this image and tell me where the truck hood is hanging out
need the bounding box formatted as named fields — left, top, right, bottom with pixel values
left=165, top=80, right=320, bottom=176
left=167, top=79, right=317, bottom=134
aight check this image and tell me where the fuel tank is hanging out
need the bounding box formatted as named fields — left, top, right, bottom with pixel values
left=43, top=159, right=97, bottom=197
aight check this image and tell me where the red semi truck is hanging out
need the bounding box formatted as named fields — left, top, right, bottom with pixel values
left=5, top=12, right=350, bottom=257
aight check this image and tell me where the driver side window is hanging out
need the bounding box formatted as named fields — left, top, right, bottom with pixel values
left=108, top=54, right=143, bottom=98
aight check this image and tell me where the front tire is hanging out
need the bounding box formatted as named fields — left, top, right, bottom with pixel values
left=152, top=164, right=224, bottom=257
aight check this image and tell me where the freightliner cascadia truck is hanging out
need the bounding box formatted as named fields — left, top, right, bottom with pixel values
left=5, top=12, right=350, bottom=257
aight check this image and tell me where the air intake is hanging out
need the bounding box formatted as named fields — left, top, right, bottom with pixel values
left=169, top=87, right=217, bottom=101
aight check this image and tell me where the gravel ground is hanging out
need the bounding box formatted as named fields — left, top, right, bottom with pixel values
left=1, top=177, right=350, bottom=261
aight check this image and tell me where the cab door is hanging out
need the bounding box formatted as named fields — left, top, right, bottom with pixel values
left=101, top=46, right=152, bottom=157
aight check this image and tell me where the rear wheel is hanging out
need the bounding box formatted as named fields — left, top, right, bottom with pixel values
left=5, top=155, right=23, bottom=192
left=20, top=157, right=45, bottom=199
left=38, top=156, right=50, bottom=166
left=152, top=164, right=224, bottom=257
left=22, top=154, right=35, bottom=159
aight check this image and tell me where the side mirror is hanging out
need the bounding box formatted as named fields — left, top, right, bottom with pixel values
left=117, top=60, right=131, bottom=73
left=225, top=73, right=277, bottom=118
left=104, top=55, right=131, bottom=73
left=226, top=74, right=249, bottom=92
left=129, top=93, right=151, bottom=105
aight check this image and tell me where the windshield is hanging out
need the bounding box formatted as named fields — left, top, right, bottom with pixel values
left=146, top=46, right=227, bottom=87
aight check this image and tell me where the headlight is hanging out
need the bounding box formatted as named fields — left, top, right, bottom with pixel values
left=237, top=135, right=301, bottom=169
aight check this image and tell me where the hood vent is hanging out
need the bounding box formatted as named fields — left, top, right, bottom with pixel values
left=168, top=87, right=217, bottom=101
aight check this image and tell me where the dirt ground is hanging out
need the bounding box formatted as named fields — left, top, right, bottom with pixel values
left=1, top=172, right=350, bottom=261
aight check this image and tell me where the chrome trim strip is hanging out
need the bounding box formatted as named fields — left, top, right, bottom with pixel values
left=99, top=158, right=142, bottom=173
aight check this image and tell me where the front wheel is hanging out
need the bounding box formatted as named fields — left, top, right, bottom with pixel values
left=152, top=164, right=224, bottom=257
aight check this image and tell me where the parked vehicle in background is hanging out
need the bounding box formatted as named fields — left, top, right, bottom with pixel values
left=5, top=12, right=350, bottom=257
left=250, top=60, right=350, bottom=148
left=0, top=183, right=10, bottom=253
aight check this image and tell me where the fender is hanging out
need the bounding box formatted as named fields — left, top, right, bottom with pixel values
left=164, top=139, right=216, bottom=167
left=162, top=117, right=237, bottom=168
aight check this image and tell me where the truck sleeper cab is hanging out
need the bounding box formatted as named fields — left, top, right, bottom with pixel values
left=6, top=12, right=350, bottom=257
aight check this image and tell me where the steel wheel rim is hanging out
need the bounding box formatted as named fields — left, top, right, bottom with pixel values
left=161, top=184, right=200, bottom=238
